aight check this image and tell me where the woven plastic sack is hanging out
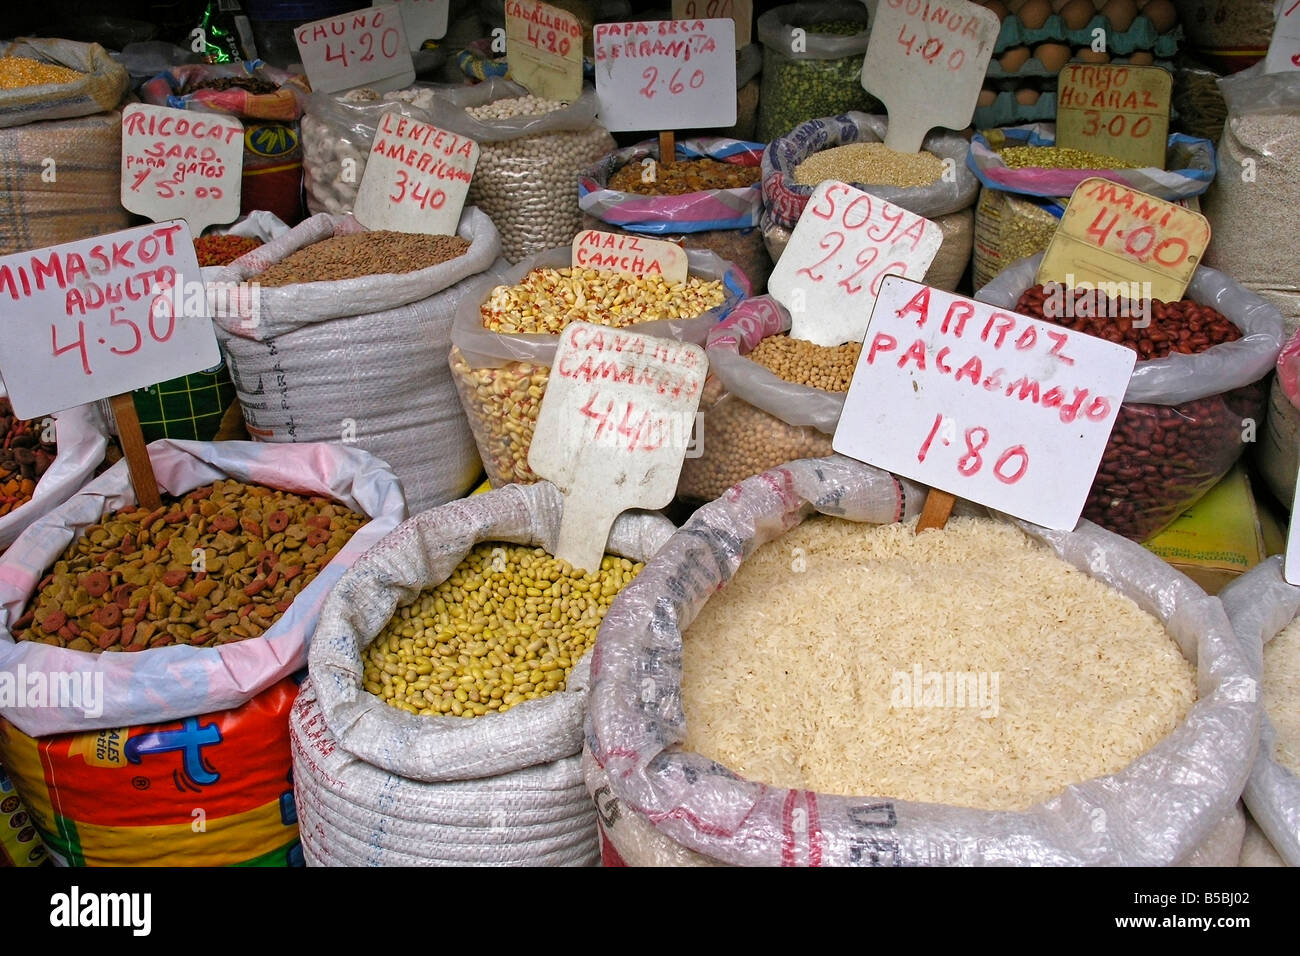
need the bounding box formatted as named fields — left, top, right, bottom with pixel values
left=292, top=481, right=674, bottom=866
left=449, top=245, right=747, bottom=487
left=0, top=402, right=108, bottom=553
left=755, top=3, right=878, bottom=142
left=967, top=123, right=1216, bottom=201
left=1219, top=558, right=1300, bottom=867
left=978, top=251, right=1282, bottom=540
left=762, top=112, right=979, bottom=231
left=0, top=39, right=127, bottom=127
left=578, top=137, right=770, bottom=292
left=0, top=438, right=407, bottom=736
left=211, top=209, right=499, bottom=513
left=585, top=455, right=1259, bottom=866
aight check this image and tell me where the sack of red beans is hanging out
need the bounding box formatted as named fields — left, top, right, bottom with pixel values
left=978, top=253, right=1284, bottom=542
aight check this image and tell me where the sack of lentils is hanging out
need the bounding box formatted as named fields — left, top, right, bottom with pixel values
left=0, top=399, right=109, bottom=554
left=978, top=251, right=1283, bottom=542
left=968, top=124, right=1216, bottom=290
left=423, top=79, right=615, bottom=264
left=291, top=480, right=674, bottom=866
left=586, top=456, right=1258, bottom=866
left=578, top=137, right=770, bottom=293
left=1203, top=68, right=1300, bottom=336
left=211, top=209, right=501, bottom=513
left=678, top=296, right=850, bottom=502
left=0, top=438, right=406, bottom=737
left=1220, top=558, right=1300, bottom=867
left=755, top=3, right=880, bottom=142
left=449, top=246, right=746, bottom=488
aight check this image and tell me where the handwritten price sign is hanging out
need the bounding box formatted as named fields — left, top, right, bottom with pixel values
left=0, top=222, right=218, bottom=419
left=120, top=104, right=243, bottom=234
left=353, top=110, right=478, bottom=235
left=1266, top=0, right=1300, bottom=73
left=1037, top=178, right=1211, bottom=302
left=833, top=277, right=1135, bottom=530
left=672, top=0, right=750, bottom=48
left=379, top=0, right=449, bottom=49
left=768, top=181, right=942, bottom=348
left=593, top=19, right=736, bottom=131
left=505, top=0, right=584, bottom=103
left=572, top=229, right=688, bottom=282
left=529, top=322, right=707, bottom=571
left=1056, top=65, right=1171, bottom=170
left=295, top=3, right=415, bottom=95
left=861, top=0, right=999, bottom=153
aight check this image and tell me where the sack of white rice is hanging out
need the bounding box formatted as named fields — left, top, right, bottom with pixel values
left=1220, top=558, right=1300, bottom=867
left=585, top=456, right=1259, bottom=866
left=292, top=481, right=674, bottom=866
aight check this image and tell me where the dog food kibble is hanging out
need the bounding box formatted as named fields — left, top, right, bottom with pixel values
left=607, top=157, right=761, bottom=195
left=793, top=143, right=945, bottom=188
left=747, top=334, right=862, bottom=390
left=194, top=234, right=264, bottom=267
left=252, top=231, right=470, bottom=286
left=0, top=57, right=84, bottom=89
left=453, top=268, right=727, bottom=485
left=996, top=146, right=1142, bottom=170
left=12, top=480, right=366, bottom=652
left=0, top=399, right=56, bottom=518
left=178, top=75, right=279, bottom=96
left=364, top=543, right=643, bottom=717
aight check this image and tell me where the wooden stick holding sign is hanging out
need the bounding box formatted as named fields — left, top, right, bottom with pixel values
left=528, top=323, right=707, bottom=571
left=0, top=222, right=220, bottom=512
left=915, top=489, right=957, bottom=533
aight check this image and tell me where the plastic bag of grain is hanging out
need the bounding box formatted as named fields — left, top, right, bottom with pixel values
left=679, top=296, right=843, bottom=502
left=1219, top=557, right=1300, bottom=866
left=211, top=209, right=501, bottom=513
left=1256, top=327, right=1300, bottom=508
left=449, top=245, right=746, bottom=487
left=0, top=438, right=406, bottom=736
left=578, top=137, right=770, bottom=293
left=292, top=480, right=674, bottom=866
left=978, top=251, right=1282, bottom=541
left=0, top=39, right=127, bottom=127
left=586, top=455, right=1258, bottom=866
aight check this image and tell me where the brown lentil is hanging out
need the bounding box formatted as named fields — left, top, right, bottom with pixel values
left=12, top=479, right=366, bottom=652
left=364, top=543, right=643, bottom=717
left=607, top=157, right=761, bottom=196
left=0, top=57, right=84, bottom=89
left=252, top=231, right=470, bottom=286
left=793, top=142, right=945, bottom=188
left=194, top=234, right=263, bottom=267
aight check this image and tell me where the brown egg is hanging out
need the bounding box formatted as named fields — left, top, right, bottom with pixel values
left=1051, top=0, right=1071, bottom=10
left=1016, top=88, right=1041, bottom=105
left=1075, top=47, right=1111, bottom=63
left=1127, top=50, right=1155, bottom=65
left=1034, top=42, right=1072, bottom=72
left=1141, top=0, right=1176, bottom=32
left=1101, top=0, right=1138, bottom=31
left=1060, top=0, right=1095, bottom=29
left=1018, top=0, right=1052, bottom=29
left=1000, top=45, right=1032, bottom=72
left=984, top=0, right=1010, bottom=18
left=978, top=88, right=999, bottom=108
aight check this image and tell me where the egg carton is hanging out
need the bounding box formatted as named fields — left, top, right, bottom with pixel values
left=993, top=13, right=1183, bottom=59
left=974, top=90, right=1059, bottom=129
left=985, top=54, right=1174, bottom=82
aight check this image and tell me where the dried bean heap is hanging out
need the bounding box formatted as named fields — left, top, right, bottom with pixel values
left=1016, top=284, right=1261, bottom=541
left=996, top=146, right=1142, bottom=170
left=0, top=399, right=55, bottom=518
left=253, top=231, right=469, bottom=286
left=194, top=234, right=263, bottom=267
left=13, top=480, right=366, bottom=653
left=365, top=543, right=643, bottom=717
left=608, top=157, right=760, bottom=195
left=748, top=334, right=862, bottom=390
left=0, top=57, right=84, bottom=89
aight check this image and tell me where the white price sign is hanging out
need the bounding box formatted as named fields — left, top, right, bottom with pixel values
left=593, top=19, right=737, bottom=132
left=1287, top=467, right=1300, bottom=583
left=1266, top=0, right=1300, bottom=73
left=528, top=322, right=707, bottom=571
left=380, top=0, right=449, bottom=48
left=505, top=0, right=584, bottom=103
left=295, top=4, right=415, bottom=94
left=673, top=0, right=750, bottom=47
left=120, top=104, right=243, bottom=234
left=0, top=222, right=219, bottom=420
left=833, top=278, right=1136, bottom=530
left=353, top=110, right=478, bottom=235
left=571, top=229, right=688, bottom=282
left=768, top=181, right=942, bottom=348
left=861, top=0, right=999, bottom=153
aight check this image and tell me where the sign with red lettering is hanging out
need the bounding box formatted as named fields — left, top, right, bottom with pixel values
left=529, top=322, right=707, bottom=571
left=571, top=229, right=688, bottom=282
left=295, top=4, right=415, bottom=95
left=1266, top=0, right=1300, bottom=74
left=768, top=181, right=942, bottom=348
left=672, top=0, right=750, bottom=48
left=1037, top=178, right=1211, bottom=302
left=120, top=104, right=243, bottom=234
left=0, top=222, right=218, bottom=420
left=505, top=0, right=584, bottom=103
left=352, top=110, right=478, bottom=235
left=1056, top=65, right=1171, bottom=170
left=594, top=20, right=736, bottom=131
left=380, top=0, right=449, bottom=48
left=833, top=277, right=1134, bottom=530
left=861, top=0, right=999, bottom=153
